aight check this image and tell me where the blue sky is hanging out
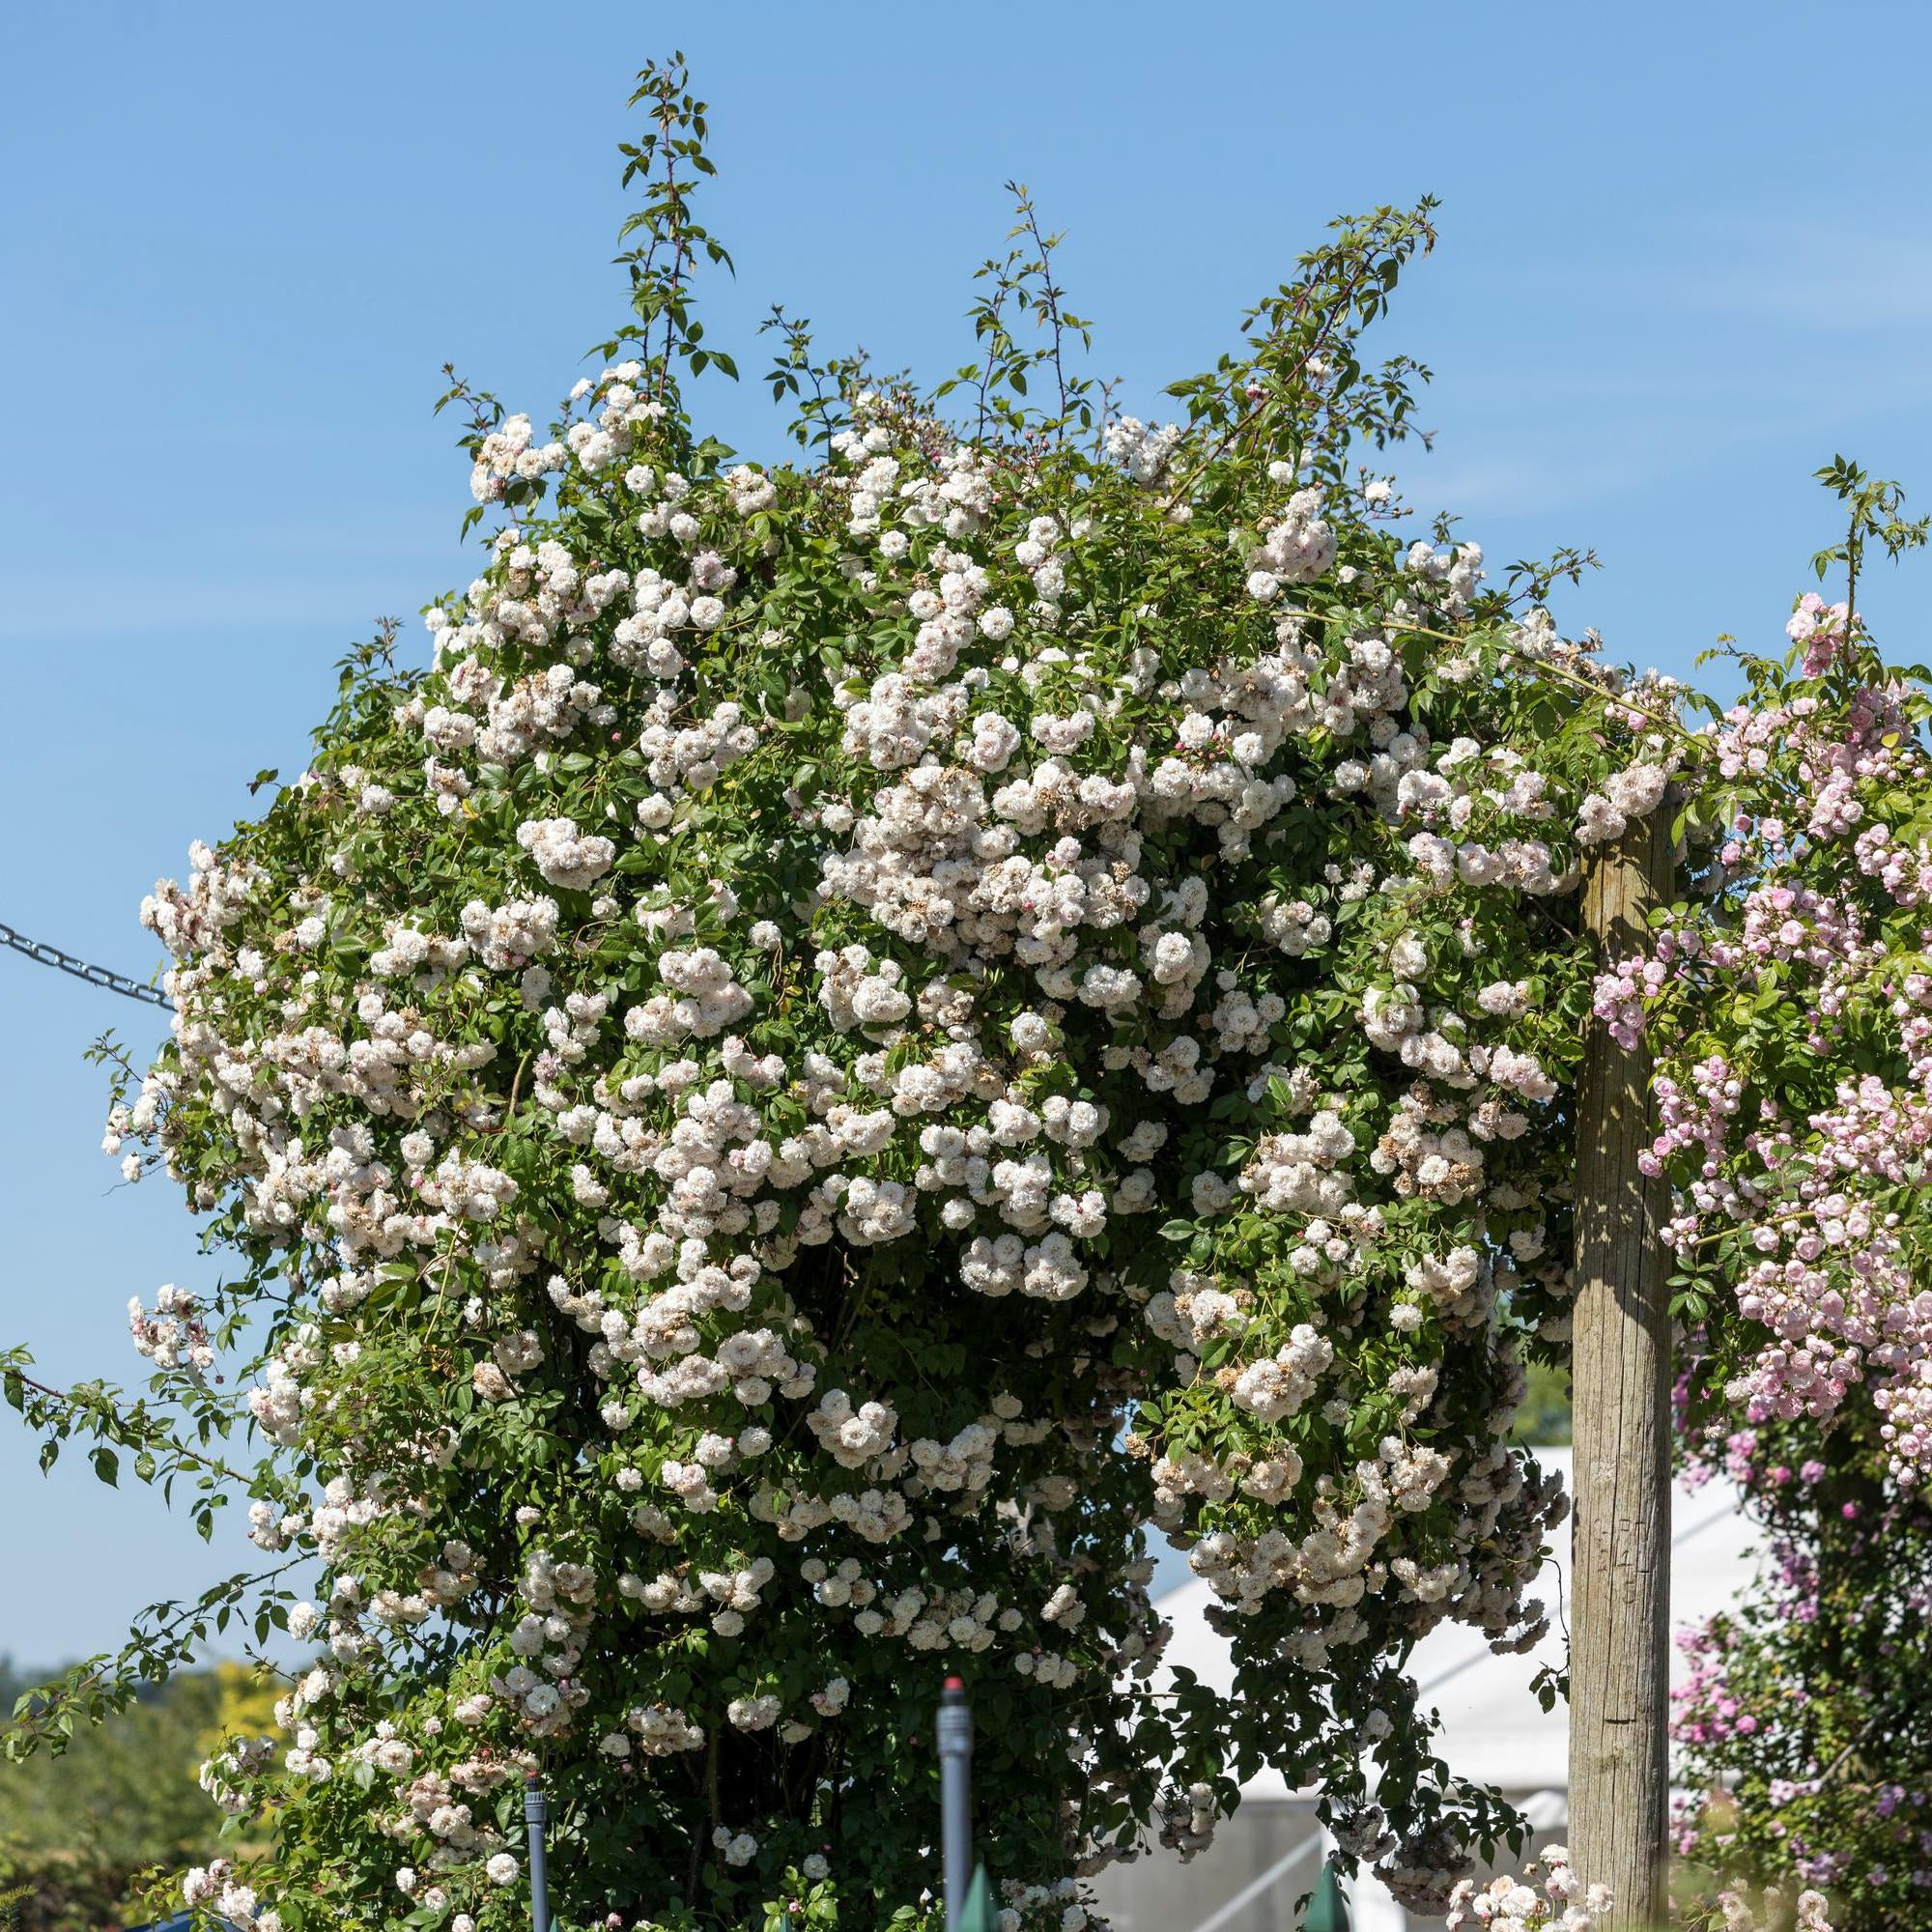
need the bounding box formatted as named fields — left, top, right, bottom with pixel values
left=4, top=0, right=1932, bottom=1671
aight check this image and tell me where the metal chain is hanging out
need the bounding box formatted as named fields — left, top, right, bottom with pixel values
left=0, top=921, right=170, bottom=1009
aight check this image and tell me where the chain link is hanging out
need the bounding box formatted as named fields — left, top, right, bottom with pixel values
left=0, top=921, right=170, bottom=1009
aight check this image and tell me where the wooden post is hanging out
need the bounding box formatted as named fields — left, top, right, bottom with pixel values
left=1569, top=811, right=1674, bottom=1927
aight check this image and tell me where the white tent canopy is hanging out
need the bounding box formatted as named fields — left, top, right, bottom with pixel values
left=1093, top=1452, right=1762, bottom=1931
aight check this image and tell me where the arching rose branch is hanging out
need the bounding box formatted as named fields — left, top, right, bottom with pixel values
left=3, top=51, right=1858, bottom=1932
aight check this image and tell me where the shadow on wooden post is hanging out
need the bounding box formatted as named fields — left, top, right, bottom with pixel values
left=1569, top=811, right=1675, bottom=1928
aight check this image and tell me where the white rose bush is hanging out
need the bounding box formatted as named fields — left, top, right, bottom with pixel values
left=1444, top=1846, right=1609, bottom=1932
left=4, top=52, right=1917, bottom=1932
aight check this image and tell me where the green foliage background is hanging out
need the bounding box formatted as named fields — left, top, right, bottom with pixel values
left=0, top=1661, right=256, bottom=1932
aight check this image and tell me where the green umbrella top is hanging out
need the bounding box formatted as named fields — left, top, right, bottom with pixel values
left=1301, top=1861, right=1350, bottom=1932
left=954, top=1861, right=996, bottom=1932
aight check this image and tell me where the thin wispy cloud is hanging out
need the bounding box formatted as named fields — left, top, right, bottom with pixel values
left=1672, top=219, right=1932, bottom=329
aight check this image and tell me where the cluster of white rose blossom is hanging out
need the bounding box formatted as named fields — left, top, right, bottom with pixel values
left=1702, top=1887, right=1836, bottom=1932
left=1443, top=1848, right=1611, bottom=1932
left=183, top=1859, right=275, bottom=1930
left=126, top=1282, right=212, bottom=1372
left=517, top=816, right=617, bottom=891
left=89, top=165, right=1698, bottom=1924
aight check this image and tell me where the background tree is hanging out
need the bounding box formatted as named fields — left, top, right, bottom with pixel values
left=0, top=1662, right=243, bottom=1932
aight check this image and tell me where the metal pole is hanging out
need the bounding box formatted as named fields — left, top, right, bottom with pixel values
left=936, top=1675, right=973, bottom=1928
left=525, top=1770, right=552, bottom=1932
